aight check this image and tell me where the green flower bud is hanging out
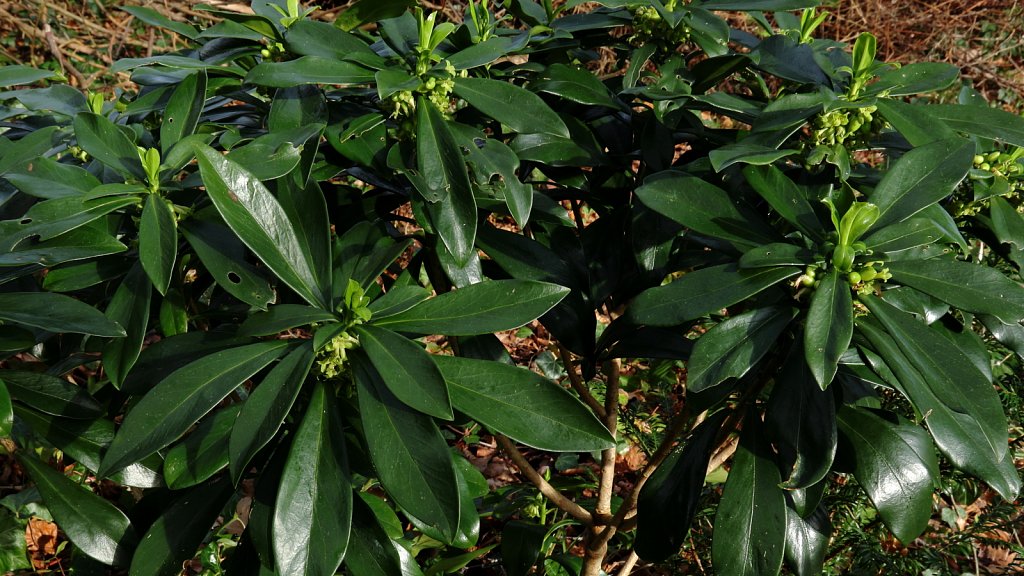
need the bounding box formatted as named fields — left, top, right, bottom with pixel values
left=848, top=271, right=862, bottom=285
left=987, top=151, right=1001, bottom=162
left=973, top=155, right=985, bottom=166
left=833, top=244, right=856, bottom=272
left=858, top=266, right=877, bottom=282
left=981, top=163, right=991, bottom=171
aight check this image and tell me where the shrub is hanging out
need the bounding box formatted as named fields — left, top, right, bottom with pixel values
left=0, top=1, right=1022, bottom=575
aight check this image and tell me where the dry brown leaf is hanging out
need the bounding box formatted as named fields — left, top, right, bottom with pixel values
left=25, top=517, right=59, bottom=570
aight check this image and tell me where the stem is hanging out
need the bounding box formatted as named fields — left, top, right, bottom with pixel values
left=617, top=551, right=640, bottom=576
left=557, top=344, right=606, bottom=420
left=596, top=359, right=621, bottom=518
left=495, top=434, right=594, bottom=526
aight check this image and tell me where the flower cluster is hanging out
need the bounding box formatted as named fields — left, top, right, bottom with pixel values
left=629, top=6, right=690, bottom=54
left=811, top=105, right=885, bottom=148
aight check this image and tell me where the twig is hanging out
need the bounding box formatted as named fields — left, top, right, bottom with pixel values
left=557, top=344, right=606, bottom=420
left=495, top=434, right=594, bottom=526
left=595, top=359, right=621, bottom=519
left=40, top=8, right=88, bottom=88
left=616, top=551, right=640, bottom=576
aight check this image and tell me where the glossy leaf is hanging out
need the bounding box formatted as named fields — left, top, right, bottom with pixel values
left=453, top=77, right=568, bottom=137
left=687, top=306, right=796, bottom=393
left=195, top=144, right=328, bottom=309
left=532, top=63, right=617, bottom=108
left=783, top=503, right=831, bottom=576
left=2, top=370, right=103, bottom=419
left=160, top=70, right=207, bottom=155
left=276, top=175, right=333, bottom=304
left=273, top=381, right=352, bottom=576
left=766, top=346, right=837, bottom=488
left=856, top=313, right=1021, bottom=500
left=0, top=65, right=59, bottom=88
left=12, top=406, right=161, bottom=487
left=353, top=354, right=460, bottom=542
left=742, top=165, right=824, bottom=239
left=239, top=305, right=337, bottom=337
left=343, top=496, right=407, bottom=576
left=627, top=264, right=800, bottom=327
left=102, top=263, right=152, bottom=388
left=356, top=325, right=452, bottom=420
left=921, top=103, right=1024, bottom=147
left=836, top=407, right=938, bottom=542
left=868, top=138, right=974, bottom=229
left=414, top=98, right=477, bottom=265
left=163, top=405, right=240, bottom=489
left=180, top=212, right=276, bottom=310
left=712, top=416, right=786, bottom=576
left=887, top=259, right=1024, bottom=324
left=372, top=280, right=569, bottom=336
left=139, top=195, right=177, bottom=295
left=739, top=243, right=817, bottom=268
left=100, top=341, right=291, bottom=476
left=635, top=174, right=780, bottom=249
left=805, top=270, right=853, bottom=388
left=433, top=355, right=613, bottom=452
left=0, top=381, right=11, bottom=437
left=72, top=112, right=146, bottom=180
left=502, top=521, right=546, bottom=576
left=229, top=341, right=314, bottom=481
left=130, top=476, right=233, bottom=576
left=20, top=456, right=137, bottom=566
left=636, top=411, right=727, bottom=561
left=246, top=56, right=374, bottom=87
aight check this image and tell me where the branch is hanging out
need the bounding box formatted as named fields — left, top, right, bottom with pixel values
left=616, top=551, right=640, bottom=576
left=595, top=359, right=620, bottom=519
left=495, top=434, right=594, bottom=526
left=557, top=344, right=605, bottom=419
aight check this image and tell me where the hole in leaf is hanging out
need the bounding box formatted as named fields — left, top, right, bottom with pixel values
left=227, top=272, right=242, bottom=284
left=19, top=218, right=32, bottom=225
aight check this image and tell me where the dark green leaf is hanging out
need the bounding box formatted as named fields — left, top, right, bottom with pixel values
left=195, top=144, right=328, bottom=309
left=863, top=218, right=945, bottom=256
left=1, top=370, right=103, bottom=419
left=635, top=173, right=781, bottom=250
left=5, top=156, right=99, bottom=199
left=0, top=509, right=30, bottom=572
left=72, top=112, right=145, bottom=180
left=285, top=19, right=375, bottom=57
left=502, top=521, right=546, bottom=576
left=332, top=222, right=413, bottom=294
left=627, top=264, right=799, bottom=327
left=766, top=346, right=836, bottom=488
left=343, top=496, right=406, bottom=576
left=100, top=341, right=291, bottom=476
left=0, top=65, right=59, bottom=88
left=805, top=270, right=853, bottom=389
left=837, top=407, right=937, bottom=542
left=229, top=341, right=314, bottom=482
left=0, top=292, right=123, bottom=336
left=276, top=175, right=333, bottom=305
left=12, top=406, right=161, bottom=487
left=356, top=325, right=452, bottom=420
left=119, top=6, right=198, bottom=39
left=335, top=0, right=417, bottom=31
left=273, top=381, right=352, bottom=576
left=865, top=62, right=959, bottom=97
left=532, top=64, right=617, bottom=108
left=240, top=305, right=337, bottom=337
left=139, top=195, right=177, bottom=295
left=160, top=70, right=206, bottom=155
left=856, top=311, right=1020, bottom=500
left=742, top=165, right=824, bottom=239
left=783, top=503, right=831, bottom=576
left=129, top=476, right=233, bottom=576
left=372, top=280, right=569, bottom=336
left=874, top=99, right=957, bottom=146
left=709, top=143, right=799, bottom=172
left=245, top=57, right=374, bottom=87
left=868, top=138, right=975, bottom=229
left=0, top=226, right=126, bottom=269
left=163, top=405, right=239, bottom=489
left=688, top=306, right=796, bottom=393
left=353, top=354, right=460, bottom=542
left=711, top=415, right=785, bottom=576
left=180, top=211, right=276, bottom=310
left=0, top=381, right=11, bottom=437
left=102, top=263, right=152, bottom=389
left=19, top=456, right=137, bottom=566
left=739, top=243, right=817, bottom=269
left=434, top=355, right=613, bottom=452
left=920, top=103, right=1024, bottom=147
left=1, top=195, right=138, bottom=247
left=413, top=98, right=477, bottom=265
left=887, top=259, right=1024, bottom=324
left=453, top=77, right=568, bottom=137
left=636, top=411, right=727, bottom=561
